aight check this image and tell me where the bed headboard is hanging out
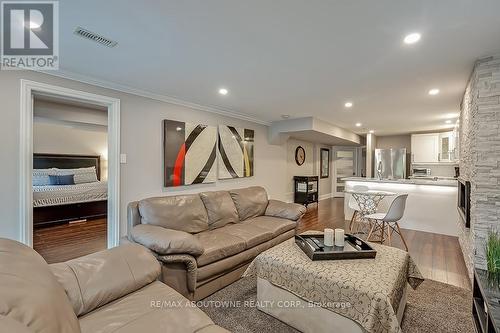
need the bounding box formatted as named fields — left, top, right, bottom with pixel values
left=33, top=153, right=101, bottom=180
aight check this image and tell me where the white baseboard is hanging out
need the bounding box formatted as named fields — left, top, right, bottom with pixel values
left=319, top=193, right=334, bottom=201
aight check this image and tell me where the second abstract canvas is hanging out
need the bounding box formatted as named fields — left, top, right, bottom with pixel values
left=218, top=125, right=254, bottom=179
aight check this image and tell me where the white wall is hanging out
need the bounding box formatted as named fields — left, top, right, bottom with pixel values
left=34, top=99, right=107, bottom=126
left=0, top=70, right=288, bottom=242
left=33, top=121, right=108, bottom=179
left=376, top=134, right=411, bottom=152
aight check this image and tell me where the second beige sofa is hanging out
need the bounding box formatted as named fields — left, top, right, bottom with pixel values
left=0, top=238, right=228, bottom=333
left=127, top=186, right=306, bottom=300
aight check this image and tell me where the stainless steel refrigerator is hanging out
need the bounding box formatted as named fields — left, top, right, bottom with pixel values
left=374, top=148, right=407, bottom=180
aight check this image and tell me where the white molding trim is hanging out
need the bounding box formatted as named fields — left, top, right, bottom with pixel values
left=20, top=79, right=121, bottom=248
left=35, top=69, right=271, bottom=126
left=319, top=193, right=334, bottom=201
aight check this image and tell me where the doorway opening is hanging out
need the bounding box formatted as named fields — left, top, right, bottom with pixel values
left=332, top=147, right=364, bottom=197
left=32, top=96, right=109, bottom=262
left=20, top=80, right=120, bottom=263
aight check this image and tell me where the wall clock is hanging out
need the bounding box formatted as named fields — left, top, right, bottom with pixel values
left=295, top=146, right=306, bottom=166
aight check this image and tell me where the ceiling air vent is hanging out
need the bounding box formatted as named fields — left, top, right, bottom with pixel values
left=74, top=27, right=118, bottom=48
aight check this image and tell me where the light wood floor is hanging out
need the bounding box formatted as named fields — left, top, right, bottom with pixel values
left=33, top=218, right=107, bottom=264
left=297, top=198, right=471, bottom=290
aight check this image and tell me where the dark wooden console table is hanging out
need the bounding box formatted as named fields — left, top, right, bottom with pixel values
left=473, top=268, right=500, bottom=333
left=293, top=176, right=318, bottom=207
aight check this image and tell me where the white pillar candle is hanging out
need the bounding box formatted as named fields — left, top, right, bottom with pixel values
left=334, top=229, right=345, bottom=247
left=324, top=228, right=334, bottom=246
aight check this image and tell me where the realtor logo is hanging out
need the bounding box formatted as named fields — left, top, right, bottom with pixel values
left=1, top=1, right=59, bottom=70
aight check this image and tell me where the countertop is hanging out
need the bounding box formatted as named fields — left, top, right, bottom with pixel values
left=342, top=177, right=458, bottom=187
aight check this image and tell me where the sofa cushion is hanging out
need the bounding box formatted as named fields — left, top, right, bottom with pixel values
left=244, top=216, right=296, bottom=236
left=79, top=281, right=227, bottom=333
left=200, top=190, right=239, bottom=229
left=131, top=224, right=204, bottom=256
left=197, top=240, right=271, bottom=281
left=138, top=194, right=209, bottom=233
left=195, top=230, right=247, bottom=267
left=0, top=238, right=81, bottom=333
left=50, top=244, right=160, bottom=317
left=219, top=223, right=273, bottom=248
left=229, top=186, right=269, bottom=221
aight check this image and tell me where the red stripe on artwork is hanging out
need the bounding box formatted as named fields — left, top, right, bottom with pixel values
left=173, top=143, right=186, bottom=186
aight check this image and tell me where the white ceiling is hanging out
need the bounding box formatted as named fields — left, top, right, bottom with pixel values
left=56, top=0, right=500, bottom=135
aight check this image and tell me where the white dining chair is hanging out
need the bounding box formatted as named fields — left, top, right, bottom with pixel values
left=364, top=194, right=409, bottom=251
left=348, top=185, right=369, bottom=232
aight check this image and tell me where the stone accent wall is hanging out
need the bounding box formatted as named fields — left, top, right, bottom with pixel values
left=458, top=54, right=500, bottom=279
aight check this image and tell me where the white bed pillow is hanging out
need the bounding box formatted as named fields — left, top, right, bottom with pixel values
left=56, top=167, right=98, bottom=184
left=33, top=168, right=56, bottom=186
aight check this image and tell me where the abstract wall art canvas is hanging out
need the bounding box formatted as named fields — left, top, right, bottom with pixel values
left=218, top=125, right=254, bottom=179
left=163, top=120, right=217, bottom=187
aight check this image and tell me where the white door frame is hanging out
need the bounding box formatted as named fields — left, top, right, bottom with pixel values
left=20, top=79, right=121, bottom=248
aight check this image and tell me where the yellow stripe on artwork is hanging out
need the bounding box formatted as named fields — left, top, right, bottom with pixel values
left=243, top=144, right=251, bottom=177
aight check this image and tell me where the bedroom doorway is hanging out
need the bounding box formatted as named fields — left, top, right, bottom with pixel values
left=20, top=80, right=120, bottom=262
left=32, top=96, right=109, bottom=263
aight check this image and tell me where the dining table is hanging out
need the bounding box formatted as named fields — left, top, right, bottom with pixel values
left=344, top=189, right=397, bottom=237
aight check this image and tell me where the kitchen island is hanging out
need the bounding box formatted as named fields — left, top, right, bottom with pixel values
left=343, top=177, right=459, bottom=236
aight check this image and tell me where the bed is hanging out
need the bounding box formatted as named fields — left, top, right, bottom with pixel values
left=33, top=154, right=108, bottom=227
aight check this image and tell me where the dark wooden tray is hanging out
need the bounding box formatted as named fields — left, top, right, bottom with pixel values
left=295, top=233, right=377, bottom=260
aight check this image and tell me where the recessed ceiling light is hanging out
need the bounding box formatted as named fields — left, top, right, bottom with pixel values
left=369, top=130, right=375, bottom=134
left=344, top=102, right=353, bottom=108
left=218, top=88, right=228, bottom=95
left=445, top=120, right=452, bottom=124
left=281, top=114, right=290, bottom=119
left=428, top=88, right=440, bottom=95
left=404, top=33, right=421, bottom=44
left=355, top=123, right=362, bottom=127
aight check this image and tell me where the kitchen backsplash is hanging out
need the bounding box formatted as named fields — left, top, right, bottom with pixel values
left=411, top=163, right=457, bottom=177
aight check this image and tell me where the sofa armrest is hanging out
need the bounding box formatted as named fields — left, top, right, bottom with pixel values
left=265, top=199, right=306, bottom=221
left=131, top=224, right=204, bottom=256
left=156, top=253, right=198, bottom=294
left=49, top=243, right=160, bottom=317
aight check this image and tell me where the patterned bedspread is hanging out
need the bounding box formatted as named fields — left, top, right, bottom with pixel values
left=244, top=233, right=424, bottom=333
left=33, top=181, right=108, bottom=207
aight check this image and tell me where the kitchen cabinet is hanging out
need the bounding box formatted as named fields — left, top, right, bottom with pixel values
left=438, top=131, right=457, bottom=161
left=411, top=133, right=439, bottom=163
left=411, top=131, right=458, bottom=163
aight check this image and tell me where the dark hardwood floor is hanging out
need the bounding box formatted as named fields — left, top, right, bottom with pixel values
left=31, top=198, right=471, bottom=290
left=297, top=197, right=471, bottom=290
left=33, top=218, right=107, bottom=264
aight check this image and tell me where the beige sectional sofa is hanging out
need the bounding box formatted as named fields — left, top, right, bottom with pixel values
left=127, top=186, right=306, bottom=300
left=0, top=238, right=228, bottom=333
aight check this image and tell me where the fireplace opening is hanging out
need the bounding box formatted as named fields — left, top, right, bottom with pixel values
left=457, top=178, right=471, bottom=228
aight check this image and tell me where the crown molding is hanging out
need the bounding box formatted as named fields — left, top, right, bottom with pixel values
left=34, top=69, right=271, bottom=126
